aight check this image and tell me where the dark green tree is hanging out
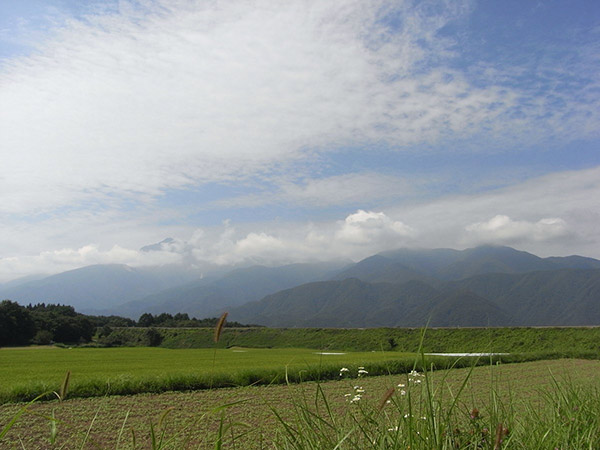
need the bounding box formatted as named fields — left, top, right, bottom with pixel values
left=138, top=313, right=155, bottom=327
left=0, top=300, right=36, bottom=346
left=143, top=328, right=163, bottom=346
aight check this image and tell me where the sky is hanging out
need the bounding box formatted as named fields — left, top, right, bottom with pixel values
left=1, top=0, right=599, bottom=282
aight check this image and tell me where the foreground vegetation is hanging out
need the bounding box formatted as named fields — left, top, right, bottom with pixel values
left=2, top=359, right=600, bottom=448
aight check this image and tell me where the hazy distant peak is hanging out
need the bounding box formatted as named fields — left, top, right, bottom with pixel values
left=140, top=238, right=176, bottom=252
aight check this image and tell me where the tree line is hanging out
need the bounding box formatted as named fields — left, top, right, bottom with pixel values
left=0, top=300, right=255, bottom=346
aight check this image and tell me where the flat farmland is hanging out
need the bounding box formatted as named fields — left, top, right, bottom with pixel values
left=0, top=346, right=412, bottom=403
left=2, top=359, right=600, bottom=448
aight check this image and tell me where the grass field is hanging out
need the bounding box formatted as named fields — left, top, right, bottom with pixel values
left=0, top=346, right=414, bottom=403
left=3, top=330, right=599, bottom=404
left=108, top=326, right=600, bottom=354
left=2, top=358, right=600, bottom=448
left=3, top=327, right=600, bottom=447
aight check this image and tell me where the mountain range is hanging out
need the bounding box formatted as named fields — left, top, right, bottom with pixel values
left=2, top=245, right=600, bottom=327
left=0, top=264, right=200, bottom=313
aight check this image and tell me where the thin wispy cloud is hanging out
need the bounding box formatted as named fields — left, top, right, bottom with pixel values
left=2, top=0, right=595, bottom=214
left=214, top=173, right=414, bottom=208
left=465, top=215, right=569, bottom=245
left=0, top=0, right=598, bottom=281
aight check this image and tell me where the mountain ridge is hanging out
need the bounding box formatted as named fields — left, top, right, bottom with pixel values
left=2, top=245, right=600, bottom=326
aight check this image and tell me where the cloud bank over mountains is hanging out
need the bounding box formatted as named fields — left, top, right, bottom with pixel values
left=0, top=0, right=598, bottom=281
left=1, top=161, right=595, bottom=281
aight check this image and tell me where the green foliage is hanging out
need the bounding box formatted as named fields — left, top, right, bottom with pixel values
left=102, top=326, right=600, bottom=355
left=0, top=300, right=257, bottom=347
left=27, top=303, right=94, bottom=344
left=143, top=328, right=163, bottom=347
left=135, top=312, right=256, bottom=328
left=31, top=330, right=53, bottom=345
left=0, top=300, right=36, bottom=346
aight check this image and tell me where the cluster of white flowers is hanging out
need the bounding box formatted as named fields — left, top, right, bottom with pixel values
left=341, top=366, right=369, bottom=403
left=339, top=366, right=368, bottom=378
left=397, top=382, right=406, bottom=396
left=345, top=384, right=365, bottom=403
left=394, top=370, right=423, bottom=397
left=408, top=370, right=423, bottom=384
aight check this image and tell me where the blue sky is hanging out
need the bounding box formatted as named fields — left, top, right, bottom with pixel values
left=0, top=0, right=599, bottom=281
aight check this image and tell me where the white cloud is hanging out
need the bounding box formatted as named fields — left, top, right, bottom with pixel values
left=335, top=210, right=413, bottom=245
left=2, top=0, right=595, bottom=217
left=215, top=173, right=413, bottom=208
left=2, top=161, right=600, bottom=282
left=0, top=244, right=182, bottom=282
left=0, top=1, right=598, bottom=281
left=464, top=215, right=569, bottom=245
left=392, top=166, right=600, bottom=257
left=0, top=209, right=411, bottom=279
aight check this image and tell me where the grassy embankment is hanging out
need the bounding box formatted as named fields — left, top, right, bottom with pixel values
left=106, top=325, right=600, bottom=354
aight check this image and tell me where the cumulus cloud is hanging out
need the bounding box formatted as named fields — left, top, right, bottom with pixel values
left=464, top=215, right=569, bottom=245
left=182, top=209, right=414, bottom=266
left=2, top=159, right=600, bottom=282
left=335, top=210, right=413, bottom=245
left=390, top=166, right=600, bottom=257
left=0, top=209, right=418, bottom=281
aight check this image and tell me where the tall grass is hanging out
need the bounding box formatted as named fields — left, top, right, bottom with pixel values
left=270, top=359, right=600, bottom=449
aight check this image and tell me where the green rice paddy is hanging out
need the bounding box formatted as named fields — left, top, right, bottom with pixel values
left=0, top=346, right=412, bottom=403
